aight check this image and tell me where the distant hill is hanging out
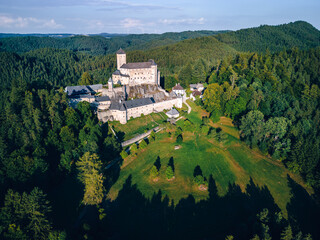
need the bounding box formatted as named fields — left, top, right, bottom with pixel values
left=127, top=36, right=237, bottom=73
left=0, top=30, right=226, bottom=55
left=214, top=21, right=320, bottom=52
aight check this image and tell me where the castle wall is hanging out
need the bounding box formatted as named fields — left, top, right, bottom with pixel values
left=98, top=109, right=127, bottom=124
left=126, top=68, right=157, bottom=86
left=127, top=104, right=154, bottom=119
left=153, top=98, right=182, bottom=112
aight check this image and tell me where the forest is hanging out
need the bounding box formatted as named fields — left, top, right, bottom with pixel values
left=0, top=21, right=320, bottom=239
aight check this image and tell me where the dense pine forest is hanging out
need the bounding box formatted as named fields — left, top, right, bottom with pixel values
left=0, top=21, right=320, bottom=239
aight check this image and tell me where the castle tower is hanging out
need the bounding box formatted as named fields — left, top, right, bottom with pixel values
left=108, top=78, right=113, bottom=91
left=116, top=48, right=126, bottom=70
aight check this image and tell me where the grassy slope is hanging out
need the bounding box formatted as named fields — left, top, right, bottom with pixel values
left=110, top=112, right=167, bottom=141
left=107, top=101, right=310, bottom=216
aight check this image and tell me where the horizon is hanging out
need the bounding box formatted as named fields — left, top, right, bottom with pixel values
left=0, top=0, right=319, bottom=34
left=0, top=20, right=318, bottom=36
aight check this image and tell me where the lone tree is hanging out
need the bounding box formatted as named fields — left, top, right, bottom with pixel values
left=166, top=165, right=174, bottom=180
left=130, top=143, right=138, bottom=153
left=76, top=152, right=105, bottom=205
left=120, top=149, right=128, bottom=159
left=150, top=165, right=159, bottom=179
left=176, top=134, right=183, bottom=144
left=79, top=71, right=93, bottom=85
left=139, top=139, right=147, bottom=149
left=150, top=130, right=156, bottom=142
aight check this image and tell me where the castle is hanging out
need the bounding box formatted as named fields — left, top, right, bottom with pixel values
left=112, top=48, right=160, bottom=86
left=66, top=49, right=182, bottom=124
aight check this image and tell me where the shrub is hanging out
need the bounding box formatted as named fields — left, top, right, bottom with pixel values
left=193, top=175, right=208, bottom=187
left=120, top=150, right=128, bottom=159
left=130, top=144, right=138, bottom=152
left=166, top=166, right=174, bottom=180
left=139, top=139, right=147, bottom=149
left=200, top=125, right=210, bottom=135
left=210, top=110, right=221, bottom=123
left=150, top=165, right=159, bottom=179
left=150, top=130, right=156, bottom=142
left=176, top=134, right=183, bottom=144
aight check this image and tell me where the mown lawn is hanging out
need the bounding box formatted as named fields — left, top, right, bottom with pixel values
left=107, top=100, right=310, bottom=216
left=110, top=112, right=167, bottom=141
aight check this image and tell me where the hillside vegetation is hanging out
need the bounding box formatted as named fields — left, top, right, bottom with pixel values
left=0, top=30, right=225, bottom=55
left=1, top=21, right=320, bottom=239
left=215, top=21, right=320, bottom=52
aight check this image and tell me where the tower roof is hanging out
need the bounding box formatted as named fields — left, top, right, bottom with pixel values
left=116, top=48, right=126, bottom=54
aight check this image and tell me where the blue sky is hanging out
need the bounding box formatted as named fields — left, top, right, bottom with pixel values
left=0, top=0, right=319, bottom=34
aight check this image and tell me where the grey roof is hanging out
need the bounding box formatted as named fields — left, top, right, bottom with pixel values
left=125, top=98, right=155, bottom=109
left=109, top=98, right=155, bottom=111
left=113, top=70, right=120, bottom=75
left=190, top=83, right=204, bottom=89
left=172, top=83, right=184, bottom=90
left=112, top=70, right=129, bottom=77
left=121, top=61, right=156, bottom=69
left=109, top=101, right=123, bottom=110
left=116, top=48, right=126, bottom=54
left=167, top=108, right=179, bottom=116
left=80, top=94, right=95, bottom=99
left=65, top=84, right=102, bottom=96
left=149, top=59, right=157, bottom=66
left=96, top=96, right=111, bottom=102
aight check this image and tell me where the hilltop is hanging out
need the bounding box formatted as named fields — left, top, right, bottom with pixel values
left=214, top=21, right=320, bottom=52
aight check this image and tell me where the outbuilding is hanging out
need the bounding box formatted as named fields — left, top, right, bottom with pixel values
left=166, top=108, right=180, bottom=118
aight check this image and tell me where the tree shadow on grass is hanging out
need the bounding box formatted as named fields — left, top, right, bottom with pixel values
left=91, top=174, right=310, bottom=240
left=168, top=157, right=175, bottom=172
left=154, top=156, right=161, bottom=171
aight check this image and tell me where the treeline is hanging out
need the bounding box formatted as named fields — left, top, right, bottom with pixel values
left=0, top=68, right=121, bottom=238
left=203, top=47, right=320, bottom=190
left=0, top=48, right=117, bottom=92
left=0, top=30, right=224, bottom=55
left=0, top=38, right=235, bottom=91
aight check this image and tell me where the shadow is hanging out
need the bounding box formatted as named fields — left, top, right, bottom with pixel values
left=91, top=175, right=297, bottom=240
left=116, top=131, right=125, bottom=142
left=168, top=157, right=175, bottom=172
left=154, top=156, right=161, bottom=171
left=193, top=165, right=203, bottom=177
left=286, top=175, right=320, bottom=239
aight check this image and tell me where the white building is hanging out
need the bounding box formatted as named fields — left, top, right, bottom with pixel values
left=98, top=97, right=182, bottom=124
left=190, top=83, right=204, bottom=92
left=112, top=48, right=160, bottom=86
left=166, top=108, right=180, bottom=118
left=172, top=83, right=185, bottom=96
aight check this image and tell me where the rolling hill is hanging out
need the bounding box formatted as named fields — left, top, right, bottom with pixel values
left=214, top=21, right=320, bottom=52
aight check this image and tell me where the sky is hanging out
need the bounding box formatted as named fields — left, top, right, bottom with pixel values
left=0, top=0, right=319, bottom=34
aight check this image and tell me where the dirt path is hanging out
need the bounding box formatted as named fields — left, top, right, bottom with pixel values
left=184, top=99, right=192, bottom=114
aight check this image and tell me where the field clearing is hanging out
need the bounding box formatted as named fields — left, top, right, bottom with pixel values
left=107, top=99, right=311, bottom=216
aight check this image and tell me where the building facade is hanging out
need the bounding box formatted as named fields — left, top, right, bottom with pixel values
left=112, top=48, right=160, bottom=86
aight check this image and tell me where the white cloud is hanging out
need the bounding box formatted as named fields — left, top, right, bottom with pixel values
left=120, top=18, right=143, bottom=28
left=159, top=17, right=205, bottom=25
left=0, top=15, right=63, bottom=29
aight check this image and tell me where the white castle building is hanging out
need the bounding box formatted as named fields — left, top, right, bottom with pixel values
left=112, top=48, right=160, bottom=86
left=66, top=49, right=182, bottom=124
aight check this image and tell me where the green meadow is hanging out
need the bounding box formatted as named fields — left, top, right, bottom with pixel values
left=107, top=100, right=310, bottom=215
